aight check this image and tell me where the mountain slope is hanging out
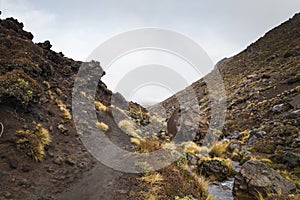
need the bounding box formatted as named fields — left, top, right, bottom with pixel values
left=150, top=12, right=300, bottom=199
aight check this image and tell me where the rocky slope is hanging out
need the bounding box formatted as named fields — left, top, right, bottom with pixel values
left=0, top=11, right=299, bottom=200
left=0, top=16, right=135, bottom=200
left=0, top=16, right=209, bottom=200
left=150, top=13, right=300, bottom=199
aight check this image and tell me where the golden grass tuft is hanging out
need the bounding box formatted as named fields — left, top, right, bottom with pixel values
left=94, top=100, right=107, bottom=112
left=240, top=129, right=251, bottom=144
left=209, top=141, right=228, bottom=158
left=182, top=141, right=202, bottom=155
left=56, top=99, right=72, bottom=119
left=175, top=195, right=197, bottom=200
left=118, top=120, right=140, bottom=138
left=43, top=80, right=51, bottom=89
left=138, top=172, right=164, bottom=185
left=135, top=163, right=210, bottom=200
left=16, top=124, right=51, bottom=162
left=131, top=136, right=161, bottom=153
left=191, top=174, right=209, bottom=196
left=96, top=121, right=109, bottom=132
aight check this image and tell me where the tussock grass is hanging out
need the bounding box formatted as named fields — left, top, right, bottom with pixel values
left=94, top=100, right=107, bottom=112
left=131, top=135, right=161, bottom=153
left=16, top=124, right=51, bottom=162
left=209, top=141, right=228, bottom=158
left=56, top=99, right=72, bottom=120
left=118, top=120, right=140, bottom=138
left=96, top=121, right=109, bottom=132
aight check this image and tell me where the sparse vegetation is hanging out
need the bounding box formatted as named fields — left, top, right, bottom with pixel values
left=94, top=100, right=107, bottom=111
left=175, top=195, right=197, bottom=200
left=96, top=121, right=109, bottom=132
left=131, top=135, right=161, bottom=153
left=209, top=141, right=228, bottom=158
left=56, top=99, right=72, bottom=119
left=0, top=69, right=41, bottom=106
left=16, top=124, right=51, bottom=161
left=118, top=119, right=140, bottom=138
left=136, top=164, right=210, bottom=200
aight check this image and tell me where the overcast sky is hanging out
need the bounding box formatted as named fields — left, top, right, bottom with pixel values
left=1, top=0, right=299, bottom=104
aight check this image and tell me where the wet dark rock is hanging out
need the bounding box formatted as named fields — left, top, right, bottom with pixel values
left=21, top=164, right=31, bottom=172
left=8, top=158, right=18, bottom=169
left=197, top=159, right=229, bottom=181
left=261, top=73, right=271, bottom=79
left=47, top=110, right=55, bottom=116
left=233, top=160, right=296, bottom=198
left=282, top=151, right=300, bottom=168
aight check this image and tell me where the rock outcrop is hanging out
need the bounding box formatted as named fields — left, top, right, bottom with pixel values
left=233, top=160, right=296, bottom=198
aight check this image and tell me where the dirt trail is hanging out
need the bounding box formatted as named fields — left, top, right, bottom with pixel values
left=55, top=110, right=138, bottom=200
left=55, top=162, right=135, bottom=200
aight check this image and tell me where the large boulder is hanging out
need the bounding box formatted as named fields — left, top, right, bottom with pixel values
left=197, top=159, right=229, bottom=181
left=233, top=160, right=296, bottom=198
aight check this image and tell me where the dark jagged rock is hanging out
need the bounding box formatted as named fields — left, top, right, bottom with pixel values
left=282, top=151, right=300, bottom=168
left=233, top=160, right=296, bottom=198
left=0, top=17, right=33, bottom=40
left=197, top=159, right=229, bottom=181
left=37, top=40, right=52, bottom=50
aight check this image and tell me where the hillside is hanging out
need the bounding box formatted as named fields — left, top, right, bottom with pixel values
left=0, top=12, right=299, bottom=200
left=0, top=17, right=134, bottom=200
left=151, top=13, right=300, bottom=199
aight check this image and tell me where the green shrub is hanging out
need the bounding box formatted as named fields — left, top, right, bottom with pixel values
left=0, top=69, right=41, bottom=106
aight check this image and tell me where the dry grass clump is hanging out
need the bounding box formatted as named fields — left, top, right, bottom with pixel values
left=96, top=121, right=109, bottom=132
left=16, top=124, right=51, bottom=161
left=240, top=129, right=251, bottom=144
left=135, top=164, right=210, bottom=200
left=182, top=141, right=203, bottom=155
left=118, top=119, right=140, bottom=138
left=130, top=136, right=161, bottom=153
left=56, top=99, right=72, bottom=119
left=209, top=141, right=228, bottom=158
left=278, top=170, right=300, bottom=189
left=175, top=195, right=197, bottom=200
left=43, top=80, right=51, bottom=89
left=94, top=100, right=107, bottom=111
